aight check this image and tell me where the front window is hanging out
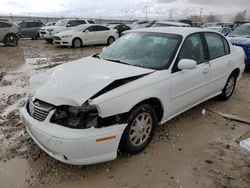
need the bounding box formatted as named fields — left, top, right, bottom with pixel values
left=98, top=32, right=182, bottom=70
left=55, top=20, right=67, bottom=26
left=230, top=24, right=250, bottom=37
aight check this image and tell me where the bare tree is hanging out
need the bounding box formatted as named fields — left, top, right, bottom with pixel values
left=234, top=10, right=247, bottom=22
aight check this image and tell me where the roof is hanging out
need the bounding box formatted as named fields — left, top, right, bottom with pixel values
left=128, top=27, right=218, bottom=37
left=155, top=21, right=190, bottom=26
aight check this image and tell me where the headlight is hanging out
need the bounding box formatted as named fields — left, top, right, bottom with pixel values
left=61, top=35, right=72, bottom=38
left=50, top=103, right=98, bottom=129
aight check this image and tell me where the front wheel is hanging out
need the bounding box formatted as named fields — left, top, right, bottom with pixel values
left=72, top=38, right=82, bottom=48
left=120, top=104, right=157, bottom=154
left=219, top=73, right=237, bottom=101
left=4, top=34, right=18, bottom=46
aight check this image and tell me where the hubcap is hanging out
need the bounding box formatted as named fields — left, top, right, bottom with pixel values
left=129, top=112, right=153, bottom=147
left=108, top=38, right=114, bottom=44
left=74, top=39, right=81, bottom=48
left=225, top=76, right=235, bottom=97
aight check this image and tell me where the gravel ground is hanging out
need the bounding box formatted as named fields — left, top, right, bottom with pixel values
left=0, top=39, right=249, bottom=188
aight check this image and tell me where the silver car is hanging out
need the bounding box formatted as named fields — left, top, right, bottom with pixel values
left=0, top=20, right=20, bottom=46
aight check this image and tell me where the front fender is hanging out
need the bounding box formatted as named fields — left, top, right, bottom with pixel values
left=92, top=71, right=171, bottom=118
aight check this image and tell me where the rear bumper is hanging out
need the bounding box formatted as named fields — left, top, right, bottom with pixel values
left=19, top=103, right=127, bottom=165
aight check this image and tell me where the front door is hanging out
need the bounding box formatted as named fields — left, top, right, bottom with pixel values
left=169, top=33, right=210, bottom=117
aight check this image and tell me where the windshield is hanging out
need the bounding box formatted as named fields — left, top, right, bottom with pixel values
left=55, top=20, right=67, bottom=26
left=230, top=24, right=250, bottom=37
left=98, top=32, right=182, bottom=70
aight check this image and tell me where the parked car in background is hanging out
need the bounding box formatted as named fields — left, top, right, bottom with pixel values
left=107, top=23, right=131, bottom=37
left=207, top=27, right=231, bottom=36
left=18, top=20, right=43, bottom=39
left=45, top=22, right=56, bottom=26
left=0, top=20, right=20, bottom=46
left=201, top=23, right=218, bottom=28
left=19, top=27, right=245, bottom=165
left=228, top=23, right=250, bottom=67
left=131, top=21, right=156, bottom=29
left=151, top=21, right=191, bottom=28
left=53, top=24, right=118, bottom=48
left=216, top=22, right=234, bottom=29
left=179, top=19, right=193, bottom=27
left=40, top=19, right=95, bottom=43
left=232, top=21, right=250, bottom=30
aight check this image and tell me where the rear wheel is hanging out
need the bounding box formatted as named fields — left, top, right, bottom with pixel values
left=219, top=73, right=237, bottom=101
left=107, top=37, right=115, bottom=45
left=120, top=104, right=157, bottom=154
left=4, top=34, right=18, bottom=46
left=72, top=38, right=82, bottom=48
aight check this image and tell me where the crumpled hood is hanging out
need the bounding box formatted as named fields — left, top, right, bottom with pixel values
left=31, top=57, right=154, bottom=106
left=228, top=36, right=250, bottom=46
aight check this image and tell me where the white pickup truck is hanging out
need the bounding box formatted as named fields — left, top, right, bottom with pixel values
left=39, top=19, right=95, bottom=43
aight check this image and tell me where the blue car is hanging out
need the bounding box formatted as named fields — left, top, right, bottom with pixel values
left=228, top=23, right=250, bottom=67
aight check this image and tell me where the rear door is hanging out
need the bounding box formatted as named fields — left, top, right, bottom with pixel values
left=169, top=33, right=211, bottom=117
left=203, top=32, right=231, bottom=95
left=95, top=26, right=110, bottom=43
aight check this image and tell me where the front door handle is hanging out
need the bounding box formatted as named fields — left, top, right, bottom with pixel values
left=202, top=69, right=209, bottom=74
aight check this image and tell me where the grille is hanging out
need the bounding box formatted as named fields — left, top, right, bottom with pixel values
left=54, top=36, right=61, bottom=40
left=27, top=98, right=53, bottom=121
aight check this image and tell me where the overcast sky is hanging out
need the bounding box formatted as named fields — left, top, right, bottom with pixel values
left=0, top=0, right=249, bottom=19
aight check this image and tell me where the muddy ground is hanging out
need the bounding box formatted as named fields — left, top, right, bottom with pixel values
left=0, top=39, right=250, bottom=188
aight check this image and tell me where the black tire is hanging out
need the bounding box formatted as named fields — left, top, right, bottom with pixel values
left=72, top=38, right=82, bottom=48
left=3, top=34, right=18, bottom=47
left=45, top=39, right=53, bottom=44
left=120, top=104, right=157, bottom=155
left=219, top=72, right=237, bottom=101
left=107, top=36, right=115, bottom=45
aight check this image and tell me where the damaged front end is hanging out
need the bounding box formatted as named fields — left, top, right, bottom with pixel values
left=50, top=103, right=99, bottom=129
left=49, top=102, right=127, bottom=129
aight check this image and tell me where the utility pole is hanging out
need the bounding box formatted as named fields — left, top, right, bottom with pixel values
left=169, top=9, right=173, bottom=20
left=199, top=8, right=203, bottom=22
left=145, top=5, right=148, bottom=21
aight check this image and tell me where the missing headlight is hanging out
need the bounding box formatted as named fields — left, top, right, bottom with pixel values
left=50, top=103, right=99, bottom=129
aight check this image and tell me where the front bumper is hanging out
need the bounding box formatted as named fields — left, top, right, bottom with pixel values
left=19, top=103, right=127, bottom=165
left=39, top=31, right=54, bottom=39
left=54, top=38, right=72, bottom=47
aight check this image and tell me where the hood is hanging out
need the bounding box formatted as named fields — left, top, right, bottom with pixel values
left=32, top=57, right=154, bottom=106
left=55, top=30, right=78, bottom=36
left=41, top=25, right=65, bottom=32
left=228, top=36, right=250, bottom=46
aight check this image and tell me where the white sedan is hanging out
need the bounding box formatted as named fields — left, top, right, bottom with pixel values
left=19, top=27, right=245, bottom=165
left=53, top=24, right=119, bottom=48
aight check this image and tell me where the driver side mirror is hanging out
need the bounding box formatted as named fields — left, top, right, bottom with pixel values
left=178, top=59, right=197, bottom=70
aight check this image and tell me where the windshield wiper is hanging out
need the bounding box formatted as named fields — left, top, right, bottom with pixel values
left=104, top=58, right=131, bottom=66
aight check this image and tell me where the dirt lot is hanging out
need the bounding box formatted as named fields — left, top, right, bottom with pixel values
left=0, top=39, right=250, bottom=188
